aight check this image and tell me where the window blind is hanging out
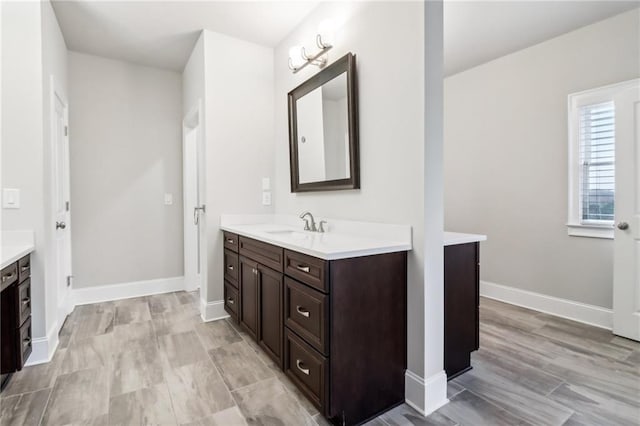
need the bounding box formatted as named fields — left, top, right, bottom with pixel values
left=579, top=101, right=615, bottom=223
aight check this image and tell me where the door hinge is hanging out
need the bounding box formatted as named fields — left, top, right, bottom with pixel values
left=66, top=275, right=73, bottom=287
left=65, top=201, right=70, bottom=211
left=64, top=126, right=68, bottom=136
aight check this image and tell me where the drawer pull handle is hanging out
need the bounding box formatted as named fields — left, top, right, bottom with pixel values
left=2, top=273, right=15, bottom=282
left=227, top=238, right=234, bottom=244
left=227, top=297, right=235, bottom=305
left=296, top=359, right=310, bottom=375
left=296, top=265, right=310, bottom=273
left=227, top=265, right=234, bottom=271
left=22, top=298, right=30, bottom=305
left=20, top=265, right=29, bottom=272
left=296, top=306, right=310, bottom=318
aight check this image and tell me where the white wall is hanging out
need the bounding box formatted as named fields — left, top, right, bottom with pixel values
left=1, top=1, right=46, bottom=339
left=204, top=31, right=275, bottom=304
left=68, top=52, right=184, bottom=288
left=444, top=9, right=640, bottom=309
left=273, top=0, right=434, bottom=407
left=182, top=31, right=275, bottom=307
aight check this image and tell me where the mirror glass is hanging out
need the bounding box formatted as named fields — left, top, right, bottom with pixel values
left=288, top=52, right=359, bottom=192
left=296, top=73, right=350, bottom=184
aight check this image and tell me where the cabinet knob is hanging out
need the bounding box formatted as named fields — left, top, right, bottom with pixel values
left=617, top=221, right=629, bottom=230
left=296, top=265, right=310, bottom=273
left=296, top=359, right=310, bottom=375
left=227, top=265, right=234, bottom=271
left=227, top=297, right=234, bottom=305
left=296, top=305, right=310, bottom=318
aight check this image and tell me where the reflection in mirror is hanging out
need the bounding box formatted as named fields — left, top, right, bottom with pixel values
left=296, top=73, right=349, bottom=184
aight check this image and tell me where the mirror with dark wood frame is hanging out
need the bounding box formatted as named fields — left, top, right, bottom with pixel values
left=288, top=52, right=359, bottom=192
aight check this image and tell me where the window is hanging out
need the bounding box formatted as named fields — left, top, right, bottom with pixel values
left=568, top=85, right=617, bottom=239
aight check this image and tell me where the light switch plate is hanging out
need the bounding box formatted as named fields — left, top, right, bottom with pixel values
left=262, top=191, right=272, bottom=206
left=164, top=193, right=173, bottom=205
left=2, top=188, right=20, bottom=209
left=262, top=177, right=271, bottom=191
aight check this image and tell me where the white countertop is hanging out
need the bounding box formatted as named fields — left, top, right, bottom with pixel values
left=221, top=215, right=412, bottom=260
left=1, top=231, right=35, bottom=269
left=221, top=223, right=412, bottom=260
left=444, top=231, right=487, bottom=246
left=220, top=215, right=484, bottom=259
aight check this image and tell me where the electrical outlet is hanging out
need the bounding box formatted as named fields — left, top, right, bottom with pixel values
left=262, top=177, right=271, bottom=191
left=262, top=191, right=272, bottom=206
left=164, top=193, right=173, bottom=205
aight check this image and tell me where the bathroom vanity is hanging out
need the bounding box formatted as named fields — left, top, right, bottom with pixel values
left=443, top=232, right=487, bottom=380
left=1, top=232, right=35, bottom=391
left=221, top=217, right=411, bottom=425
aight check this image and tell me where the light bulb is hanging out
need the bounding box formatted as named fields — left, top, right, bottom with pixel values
left=318, top=19, right=335, bottom=47
left=289, top=45, right=305, bottom=69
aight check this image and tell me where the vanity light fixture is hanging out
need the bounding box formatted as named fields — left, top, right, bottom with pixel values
left=288, top=22, right=335, bottom=74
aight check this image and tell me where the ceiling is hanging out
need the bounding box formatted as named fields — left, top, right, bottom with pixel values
left=444, top=1, right=639, bottom=76
left=52, top=1, right=639, bottom=74
left=51, top=0, right=319, bottom=71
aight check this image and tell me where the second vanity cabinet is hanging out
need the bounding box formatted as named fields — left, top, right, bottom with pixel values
left=444, top=242, right=480, bottom=379
left=222, top=230, right=407, bottom=426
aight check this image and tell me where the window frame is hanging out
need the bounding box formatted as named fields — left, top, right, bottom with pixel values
left=567, top=83, right=622, bottom=239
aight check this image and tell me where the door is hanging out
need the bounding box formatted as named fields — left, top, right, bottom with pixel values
left=183, top=127, right=202, bottom=291
left=52, top=90, right=72, bottom=323
left=613, top=79, right=640, bottom=341
left=258, top=265, right=283, bottom=367
left=240, top=257, right=258, bottom=340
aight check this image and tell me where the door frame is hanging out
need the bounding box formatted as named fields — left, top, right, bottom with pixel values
left=49, top=75, right=74, bottom=329
left=183, top=101, right=207, bottom=299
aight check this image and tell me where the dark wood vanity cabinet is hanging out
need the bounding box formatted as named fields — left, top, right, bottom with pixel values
left=1, top=254, right=33, bottom=390
left=222, top=231, right=407, bottom=425
left=444, top=242, right=480, bottom=379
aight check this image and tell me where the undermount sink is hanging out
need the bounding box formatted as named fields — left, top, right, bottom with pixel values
left=264, top=229, right=309, bottom=240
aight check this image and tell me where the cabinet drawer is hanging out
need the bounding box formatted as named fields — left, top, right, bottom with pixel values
left=284, top=329, right=328, bottom=413
left=285, top=277, right=328, bottom=355
left=224, top=249, right=239, bottom=287
left=1, top=263, right=18, bottom=292
left=284, top=250, right=327, bottom=293
left=16, top=317, right=32, bottom=370
left=224, top=281, right=239, bottom=321
left=17, top=278, right=31, bottom=326
left=223, top=232, right=239, bottom=253
left=239, top=237, right=283, bottom=273
left=18, top=256, right=31, bottom=283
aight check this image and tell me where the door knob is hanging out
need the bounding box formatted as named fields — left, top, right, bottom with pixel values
left=617, top=222, right=629, bottom=230
left=55, top=221, right=66, bottom=230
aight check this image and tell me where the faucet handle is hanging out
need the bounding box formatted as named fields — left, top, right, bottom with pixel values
left=318, top=220, right=327, bottom=233
left=302, top=218, right=311, bottom=231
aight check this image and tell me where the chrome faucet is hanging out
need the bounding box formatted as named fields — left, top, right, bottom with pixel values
left=299, top=211, right=320, bottom=232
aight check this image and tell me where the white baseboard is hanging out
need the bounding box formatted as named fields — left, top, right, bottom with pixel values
left=25, top=324, right=59, bottom=367
left=480, top=280, right=613, bottom=330
left=73, top=276, right=185, bottom=306
left=404, top=370, right=449, bottom=416
left=201, top=298, right=229, bottom=322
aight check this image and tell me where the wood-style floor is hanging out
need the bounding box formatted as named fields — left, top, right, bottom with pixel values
left=0, top=292, right=638, bottom=425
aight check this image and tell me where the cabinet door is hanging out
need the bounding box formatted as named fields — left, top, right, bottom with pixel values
left=444, top=242, right=479, bottom=379
left=239, top=257, right=259, bottom=340
left=258, top=265, right=283, bottom=368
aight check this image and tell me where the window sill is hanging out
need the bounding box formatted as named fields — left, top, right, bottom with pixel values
left=567, top=224, right=614, bottom=239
